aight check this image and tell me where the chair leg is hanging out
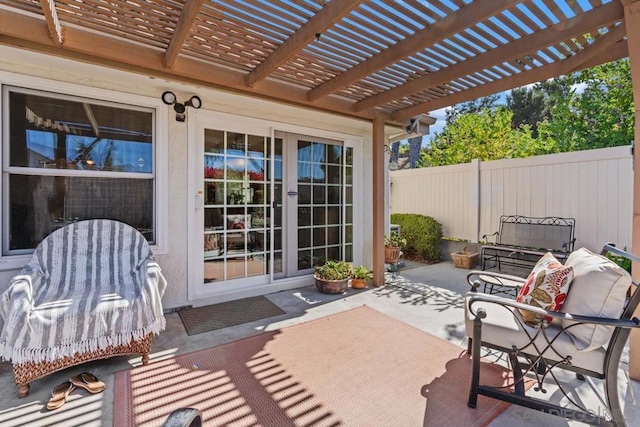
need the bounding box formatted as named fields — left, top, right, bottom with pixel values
left=604, top=370, right=625, bottom=426
left=466, top=337, right=472, bottom=355
left=508, top=352, right=525, bottom=396
left=18, top=383, right=29, bottom=398
left=468, top=312, right=485, bottom=408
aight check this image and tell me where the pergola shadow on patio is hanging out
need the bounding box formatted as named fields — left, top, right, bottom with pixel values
left=0, top=261, right=637, bottom=426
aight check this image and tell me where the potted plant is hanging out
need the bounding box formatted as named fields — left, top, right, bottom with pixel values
left=351, top=265, right=371, bottom=289
left=384, top=233, right=406, bottom=264
left=314, top=260, right=354, bottom=294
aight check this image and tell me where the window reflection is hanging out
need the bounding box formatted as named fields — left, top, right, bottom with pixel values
left=4, top=89, right=156, bottom=254
left=11, top=92, right=153, bottom=172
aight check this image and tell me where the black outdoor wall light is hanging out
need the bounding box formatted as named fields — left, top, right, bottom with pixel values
left=161, top=91, right=202, bottom=122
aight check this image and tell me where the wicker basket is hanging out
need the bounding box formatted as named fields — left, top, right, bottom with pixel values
left=451, top=246, right=478, bottom=269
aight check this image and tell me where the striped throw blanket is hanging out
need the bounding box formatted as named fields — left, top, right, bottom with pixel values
left=0, top=220, right=167, bottom=364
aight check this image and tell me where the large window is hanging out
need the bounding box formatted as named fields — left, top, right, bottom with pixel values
left=3, top=87, right=156, bottom=255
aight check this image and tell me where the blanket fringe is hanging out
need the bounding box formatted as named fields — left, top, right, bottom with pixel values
left=0, top=317, right=165, bottom=364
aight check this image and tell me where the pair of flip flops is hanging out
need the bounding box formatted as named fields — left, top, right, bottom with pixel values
left=46, top=372, right=106, bottom=410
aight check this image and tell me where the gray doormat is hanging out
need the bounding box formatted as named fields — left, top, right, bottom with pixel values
left=177, top=296, right=286, bottom=336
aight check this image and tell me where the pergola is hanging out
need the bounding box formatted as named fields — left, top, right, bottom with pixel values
left=1, top=0, right=640, bottom=374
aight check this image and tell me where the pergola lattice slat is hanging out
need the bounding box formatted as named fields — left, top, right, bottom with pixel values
left=0, top=0, right=628, bottom=125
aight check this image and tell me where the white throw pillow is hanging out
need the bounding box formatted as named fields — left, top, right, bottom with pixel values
left=561, top=248, right=632, bottom=351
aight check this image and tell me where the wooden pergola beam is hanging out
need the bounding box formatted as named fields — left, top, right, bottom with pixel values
left=392, top=37, right=628, bottom=121
left=307, top=0, right=518, bottom=102
left=621, top=0, right=640, bottom=381
left=246, top=0, right=363, bottom=88
left=354, top=2, right=623, bottom=113
left=372, top=114, right=386, bottom=287
left=0, top=9, right=389, bottom=124
left=39, top=0, right=63, bottom=45
left=164, top=0, right=205, bottom=69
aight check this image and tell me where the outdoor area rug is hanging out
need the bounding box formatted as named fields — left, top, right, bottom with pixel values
left=114, top=305, right=518, bottom=426
left=177, top=295, right=285, bottom=335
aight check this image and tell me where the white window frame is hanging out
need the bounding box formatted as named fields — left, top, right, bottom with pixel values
left=0, top=71, right=168, bottom=271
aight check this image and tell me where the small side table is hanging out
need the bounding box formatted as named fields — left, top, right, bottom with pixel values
left=477, top=274, right=522, bottom=298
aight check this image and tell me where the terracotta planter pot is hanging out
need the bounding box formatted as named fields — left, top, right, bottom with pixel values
left=351, top=278, right=367, bottom=289
left=314, top=276, right=349, bottom=294
left=385, top=246, right=401, bottom=264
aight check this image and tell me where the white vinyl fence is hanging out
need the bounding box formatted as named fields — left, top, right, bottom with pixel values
left=390, top=146, right=633, bottom=253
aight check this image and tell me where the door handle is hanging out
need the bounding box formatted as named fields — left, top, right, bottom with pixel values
left=195, top=192, right=204, bottom=210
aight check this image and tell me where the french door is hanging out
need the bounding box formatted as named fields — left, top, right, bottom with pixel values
left=278, top=132, right=354, bottom=278
left=191, top=119, right=355, bottom=299
left=201, top=129, right=273, bottom=285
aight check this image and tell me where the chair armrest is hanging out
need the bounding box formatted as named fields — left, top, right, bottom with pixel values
left=467, top=270, right=525, bottom=292
left=467, top=293, right=640, bottom=329
left=145, top=261, right=167, bottom=298
left=162, top=408, right=202, bottom=427
left=138, top=260, right=167, bottom=330
left=0, top=274, right=36, bottom=327
left=481, top=232, right=499, bottom=243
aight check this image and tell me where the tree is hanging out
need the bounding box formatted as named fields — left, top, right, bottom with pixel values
left=506, top=86, right=550, bottom=137
left=445, top=94, right=499, bottom=124
left=407, top=136, right=422, bottom=168
left=419, top=59, right=633, bottom=168
left=537, top=59, right=633, bottom=151
left=391, top=136, right=424, bottom=169
left=420, top=107, right=554, bottom=167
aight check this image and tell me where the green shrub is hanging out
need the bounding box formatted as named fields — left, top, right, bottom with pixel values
left=606, top=251, right=632, bottom=273
left=390, top=213, right=442, bottom=263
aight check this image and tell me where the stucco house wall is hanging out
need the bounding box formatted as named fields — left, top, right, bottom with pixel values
left=0, top=45, right=382, bottom=310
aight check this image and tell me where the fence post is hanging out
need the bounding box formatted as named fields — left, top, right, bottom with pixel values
left=470, top=159, right=480, bottom=243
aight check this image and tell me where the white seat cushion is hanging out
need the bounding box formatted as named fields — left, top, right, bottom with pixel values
left=561, top=248, right=632, bottom=351
left=465, top=294, right=605, bottom=374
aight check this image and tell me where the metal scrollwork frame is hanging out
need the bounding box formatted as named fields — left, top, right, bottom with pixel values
left=480, top=215, right=577, bottom=272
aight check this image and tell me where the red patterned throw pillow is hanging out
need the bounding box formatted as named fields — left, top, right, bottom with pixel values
left=515, top=252, right=574, bottom=326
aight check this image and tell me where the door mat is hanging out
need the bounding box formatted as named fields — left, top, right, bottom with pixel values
left=115, top=306, right=523, bottom=427
left=177, top=296, right=285, bottom=335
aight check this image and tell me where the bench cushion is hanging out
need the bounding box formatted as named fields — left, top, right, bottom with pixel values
left=561, top=248, right=631, bottom=351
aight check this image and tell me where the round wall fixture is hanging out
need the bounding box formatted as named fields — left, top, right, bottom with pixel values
left=186, top=95, right=202, bottom=109
left=161, top=91, right=177, bottom=105
left=161, top=91, right=202, bottom=121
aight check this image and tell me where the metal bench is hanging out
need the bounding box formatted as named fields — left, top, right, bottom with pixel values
left=480, top=215, right=576, bottom=273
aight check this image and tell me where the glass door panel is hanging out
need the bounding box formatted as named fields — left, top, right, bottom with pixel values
left=203, top=129, right=272, bottom=284
left=282, top=133, right=353, bottom=277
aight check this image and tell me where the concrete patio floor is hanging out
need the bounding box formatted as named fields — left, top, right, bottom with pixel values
left=0, top=260, right=638, bottom=426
